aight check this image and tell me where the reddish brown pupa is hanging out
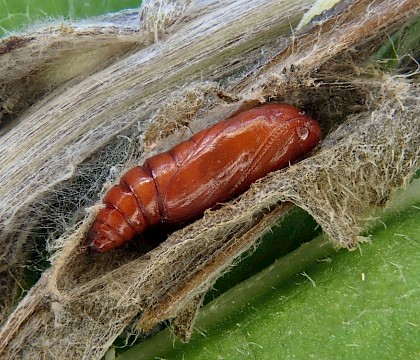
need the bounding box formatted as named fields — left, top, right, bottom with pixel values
left=88, top=103, right=321, bottom=252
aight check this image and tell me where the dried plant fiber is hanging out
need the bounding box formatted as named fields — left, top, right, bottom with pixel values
left=0, top=0, right=419, bottom=359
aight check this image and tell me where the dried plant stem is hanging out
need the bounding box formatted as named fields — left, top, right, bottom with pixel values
left=0, top=0, right=419, bottom=359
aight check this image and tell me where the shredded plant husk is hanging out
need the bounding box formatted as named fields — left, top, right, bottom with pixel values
left=0, top=0, right=419, bottom=359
